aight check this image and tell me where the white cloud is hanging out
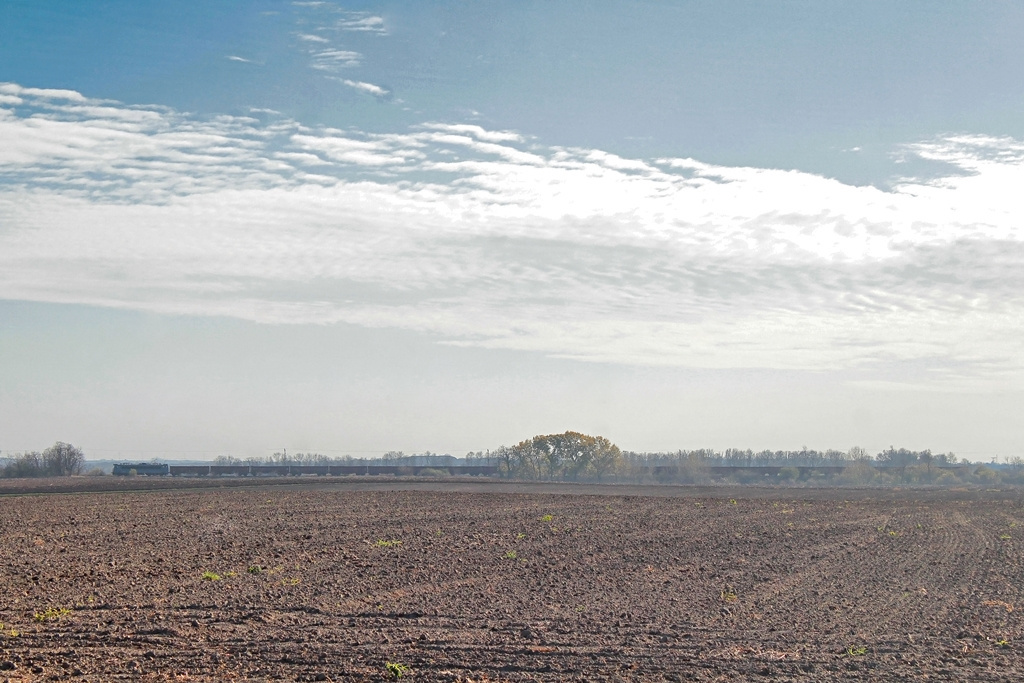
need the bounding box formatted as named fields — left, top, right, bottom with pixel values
left=0, top=83, right=87, bottom=102
left=337, top=14, right=386, bottom=34
left=421, top=123, right=524, bottom=144
left=291, top=5, right=387, bottom=79
left=339, top=79, right=389, bottom=98
left=2, top=84, right=1024, bottom=390
left=310, top=49, right=362, bottom=71
left=226, top=55, right=254, bottom=63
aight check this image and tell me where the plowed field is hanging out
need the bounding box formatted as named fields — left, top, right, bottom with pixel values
left=2, top=481, right=1023, bottom=681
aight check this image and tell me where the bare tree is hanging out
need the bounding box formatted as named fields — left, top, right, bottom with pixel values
left=919, top=449, right=934, bottom=482
left=42, top=442, right=85, bottom=477
left=2, top=451, right=43, bottom=478
left=848, top=446, right=870, bottom=461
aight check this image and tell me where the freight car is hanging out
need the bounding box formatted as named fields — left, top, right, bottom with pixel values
left=112, top=462, right=170, bottom=476
left=167, top=464, right=501, bottom=477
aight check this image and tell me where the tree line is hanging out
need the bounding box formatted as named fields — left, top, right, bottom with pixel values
left=4, top=437, right=1023, bottom=487
left=0, top=442, right=85, bottom=478
left=624, top=446, right=964, bottom=470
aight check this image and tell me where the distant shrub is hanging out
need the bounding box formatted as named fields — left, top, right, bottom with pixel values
left=973, top=466, right=1000, bottom=485
left=778, top=467, right=800, bottom=483
left=417, top=467, right=449, bottom=477
left=835, top=461, right=876, bottom=486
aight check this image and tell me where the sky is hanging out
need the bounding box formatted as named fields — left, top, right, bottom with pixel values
left=2, top=1, right=1023, bottom=461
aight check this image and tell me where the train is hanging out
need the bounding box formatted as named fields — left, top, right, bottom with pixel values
left=112, top=462, right=499, bottom=477
left=111, top=462, right=968, bottom=480
left=112, top=462, right=170, bottom=476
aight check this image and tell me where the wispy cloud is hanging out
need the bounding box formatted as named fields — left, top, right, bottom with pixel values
left=2, top=83, right=1023, bottom=390
left=226, top=55, right=255, bottom=63
left=292, top=3, right=389, bottom=86
left=310, top=49, right=362, bottom=71
left=336, top=13, right=386, bottom=35
left=339, top=79, right=389, bottom=99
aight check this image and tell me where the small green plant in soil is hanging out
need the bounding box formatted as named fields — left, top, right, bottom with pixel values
left=540, top=514, right=553, bottom=522
left=844, top=646, right=868, bottom=657
left=385, top=661, right=410, bottom=678
left=996, top=638, right=1011, bottom=648
left=720, top=589, right=738, bottom=603
left=375, top=539, right=402, bottom=547
left=33, top=607, right=72, bottom=623
left=247, top=565, right=263, bottom=574
left=201, top=571, right=222, bottom=582
left=505, top=550, right=518, bottom=559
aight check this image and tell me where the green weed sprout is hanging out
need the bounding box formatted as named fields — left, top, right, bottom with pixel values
left=844, top=646, right=868, bottom=657
left=385, top=661, right=410, bottom=679
left=33, top=607, right=72, bottom=623
left=201, top=571, right=222, bottom=581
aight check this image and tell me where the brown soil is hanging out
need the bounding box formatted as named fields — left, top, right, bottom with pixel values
left=1, top=480, right=1023, bottom=681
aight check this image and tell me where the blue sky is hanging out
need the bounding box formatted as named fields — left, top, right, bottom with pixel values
left=2, top=2, right=1023, bottom=460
